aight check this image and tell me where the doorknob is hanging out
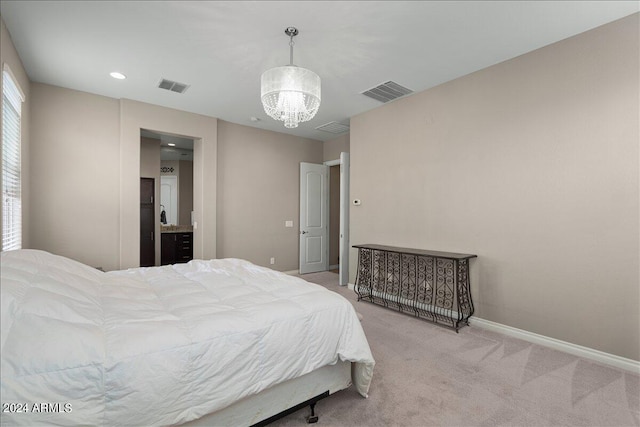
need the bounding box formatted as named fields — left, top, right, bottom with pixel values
left=300, top=230, right=308, bottom=235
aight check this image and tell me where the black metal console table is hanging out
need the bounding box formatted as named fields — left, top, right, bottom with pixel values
left=354, top=244, right=477, bottom=331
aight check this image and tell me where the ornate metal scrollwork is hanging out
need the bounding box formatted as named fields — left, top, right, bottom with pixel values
left=456, top=259, right=474, bottom=320
left=353, top=245, right=476, bottom=331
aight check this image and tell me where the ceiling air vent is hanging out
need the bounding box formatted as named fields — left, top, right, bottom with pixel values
left=315, top=121, right=350, bottom=134
left=361, top=80, right=413, bottom=103
left=158, top=78, right=190, bottom=94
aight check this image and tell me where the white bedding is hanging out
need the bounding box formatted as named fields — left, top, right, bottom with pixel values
left=0, top=250, right=374, bottom=426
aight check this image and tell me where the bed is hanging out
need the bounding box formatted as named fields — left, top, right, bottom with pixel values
left=0, top=249, right=374, bottom=426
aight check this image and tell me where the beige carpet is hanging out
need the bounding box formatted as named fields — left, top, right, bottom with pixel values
left=270, top=271, right=640, bottom=427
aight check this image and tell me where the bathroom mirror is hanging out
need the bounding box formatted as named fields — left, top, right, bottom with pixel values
left=141, top=129, right=194, bottom=226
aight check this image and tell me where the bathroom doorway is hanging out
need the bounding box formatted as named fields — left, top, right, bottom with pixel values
left=140, top=129, right=194, bottom=266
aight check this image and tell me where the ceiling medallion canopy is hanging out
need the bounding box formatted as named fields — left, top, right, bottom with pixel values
left=260, top=27, right=321, bottom=129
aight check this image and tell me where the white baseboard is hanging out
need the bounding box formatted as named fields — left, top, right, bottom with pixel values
left=329, top=264, right=339, bottom=270
left=347, top=284, right=638, bottom=373
left=341, top=284, right=639, bottom=373
left=347, top=282, right=355, bottom=290
left=283, top=269, right=299, bottom=275
left=471, top=317, right=640, bottom=374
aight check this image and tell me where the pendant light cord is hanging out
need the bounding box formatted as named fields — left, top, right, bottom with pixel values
left=289, top=35, right=295, bottom=65
left=284, top=27, right=299, bottom=66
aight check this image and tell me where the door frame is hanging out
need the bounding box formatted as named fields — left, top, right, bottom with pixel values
left=324, top=152, right=349, bottom=286
left=120, top=100, right=217, bottom=270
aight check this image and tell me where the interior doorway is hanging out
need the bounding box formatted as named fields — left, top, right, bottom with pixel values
left=298, top=152, right=350, bottom=285
left=140, top=129, right=195, bottom=266
left=326, top=152, right=349, bottom=286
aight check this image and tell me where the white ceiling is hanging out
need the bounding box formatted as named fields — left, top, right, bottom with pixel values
left=2, top=1, right=637, bottom=142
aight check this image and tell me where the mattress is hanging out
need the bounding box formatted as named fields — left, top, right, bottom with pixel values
left=0, top=250, right=374, bottom=426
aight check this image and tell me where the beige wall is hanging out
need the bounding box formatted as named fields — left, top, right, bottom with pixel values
left=217, top=120, right=323, bottom=271
left=28, top=87, right=217, bottom=270
left=1, top=18, right=31, bottom=249
left=30, top=84, right=121, bottom=270
left=323, top=134, right=350, bottom=161
left=350, top=15, right=639, bottom=360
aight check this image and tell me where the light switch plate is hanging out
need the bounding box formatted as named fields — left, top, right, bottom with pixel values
left=285, top=220, right=294, bottom=228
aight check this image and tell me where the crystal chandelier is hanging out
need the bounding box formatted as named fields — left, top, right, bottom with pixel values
left=261, top=27, right=321, bottom=128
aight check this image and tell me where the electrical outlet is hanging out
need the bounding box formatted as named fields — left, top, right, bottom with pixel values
left=270, top=257, right=275, bottom=265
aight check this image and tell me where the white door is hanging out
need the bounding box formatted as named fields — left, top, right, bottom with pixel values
left=160, top=176, right=178, bottom=225
left=299, top=162, right=329, bottom=274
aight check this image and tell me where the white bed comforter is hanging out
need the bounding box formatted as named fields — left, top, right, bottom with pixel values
left=1, top=250, right=374, bottom=426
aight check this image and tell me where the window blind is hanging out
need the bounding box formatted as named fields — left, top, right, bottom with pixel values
left=2, top=67, right=24, bottom=251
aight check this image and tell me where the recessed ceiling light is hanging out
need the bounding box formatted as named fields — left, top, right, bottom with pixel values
left=110, top=72, right=126, bottom=80
left=168, top=143, right=176, bottom=147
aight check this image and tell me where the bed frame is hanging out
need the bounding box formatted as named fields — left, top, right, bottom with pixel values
left=181, top=360, right=352, bottom=426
